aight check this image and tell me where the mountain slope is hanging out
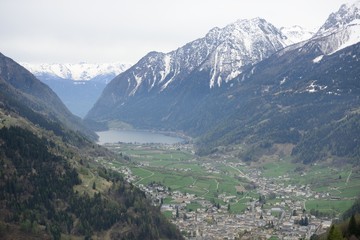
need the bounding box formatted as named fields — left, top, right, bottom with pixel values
left=198, top=41, right=360, bottom=161
left=86, top=18, right=290, bottom=126
left=0, top=53, right=97, bottom=140
left=0, top=115, right=183, bottom=240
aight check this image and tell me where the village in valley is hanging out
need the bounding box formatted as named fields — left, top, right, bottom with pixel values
left=95, top=142, right=357, bottom=240
left=138, top=166, right=332, bottom=240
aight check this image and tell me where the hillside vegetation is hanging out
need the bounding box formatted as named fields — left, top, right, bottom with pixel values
left=0, top=52, right=183, bottom=239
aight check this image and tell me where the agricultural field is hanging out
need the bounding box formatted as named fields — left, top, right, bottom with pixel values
left=104, top=143, right=255, bottom=213
left=102, top=142, right=360, bottom=217
left=259, top=158, right=360, bottom=216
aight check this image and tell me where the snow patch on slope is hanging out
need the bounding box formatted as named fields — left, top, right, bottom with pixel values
left=306, top=81, right=328, bottom=93
left=209, top=50, right=220, bottom=88
left=161, top=66, right=179, bottom=91
left=159, top=55, right=172, bottom=83
left=330, top=24, right=360, bottom=54
left=313, top=55, right=324, bottom=63
left=130, top=73, right=143, bottom=96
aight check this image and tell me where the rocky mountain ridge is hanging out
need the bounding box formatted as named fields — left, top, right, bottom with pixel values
left=86, top=18, right=296, bottom=122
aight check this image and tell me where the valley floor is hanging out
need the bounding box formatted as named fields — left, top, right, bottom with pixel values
left=95, top=142, right=360, bottom=240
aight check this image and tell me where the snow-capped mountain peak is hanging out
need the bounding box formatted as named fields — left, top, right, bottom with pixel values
left=316, top=0, right=360, bottom=36
left=108, top=17, right=291, bottom=95
left=90, top=17, right=291, bottom=112
left=311, top=0, right=360, bottom=55
left=204, top=18, right=289, bottom=88
left=21, top=62, right=131, bottom=82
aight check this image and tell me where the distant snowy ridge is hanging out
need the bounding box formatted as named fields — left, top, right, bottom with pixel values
left=280, top=25, right=314, bottom=44
left=278, top=0, right=360, bottom=60
left=21, top=62, right=131, bottom=81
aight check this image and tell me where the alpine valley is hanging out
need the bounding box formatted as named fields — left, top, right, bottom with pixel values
left=87, top=1, right=360, bottom=163
left=1, top=1, right=360, bottom=240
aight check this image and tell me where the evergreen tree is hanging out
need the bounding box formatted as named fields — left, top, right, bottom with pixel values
left=176, top=207, right=179, bottom=218
left=310, top=234, right=319, bottom=240
left=293, top=209, right=298, bottom=216
left=327, top=225, right=343, bottom=240
left=304, top=216, right=309, bottom=226
left=348, top=214, right=358, bottom=237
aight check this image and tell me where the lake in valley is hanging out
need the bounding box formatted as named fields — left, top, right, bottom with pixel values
left=96, top=129, right=185, bottom=145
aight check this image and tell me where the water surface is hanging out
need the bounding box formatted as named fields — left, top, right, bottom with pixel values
left=97, top=129, right=184, bottom=145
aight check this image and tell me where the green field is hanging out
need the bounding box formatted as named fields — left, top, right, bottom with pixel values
left=104, top=143, right=360, bottom=216
left=260, top=158, right=360, bottom=216
left=262, top=159, right=295, bottom=178
left=105, top=143, right=254, bottom=213
left=305, top=199, right=354, bottom=214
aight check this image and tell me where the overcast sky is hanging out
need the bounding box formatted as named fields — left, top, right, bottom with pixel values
left=0, top=0, right=351, bottom=64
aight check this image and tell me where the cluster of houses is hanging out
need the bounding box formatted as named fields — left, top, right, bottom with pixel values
left=159, top=190, right=333, bottom=239
left=138, top=167, right=334, bottom=239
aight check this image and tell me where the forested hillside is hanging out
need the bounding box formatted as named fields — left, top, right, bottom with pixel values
left=0, top=126, right=182, bottom=239
left=0, top=52, right=183, bottom=239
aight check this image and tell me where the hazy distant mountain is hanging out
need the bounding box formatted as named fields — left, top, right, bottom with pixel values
left=280, top=25, right=314, bottom=44
left=0, top=53, right=97, bottom=140
left=21, top=62, right=131, bottom=82
left=21, top=62, right=131, bottom=117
